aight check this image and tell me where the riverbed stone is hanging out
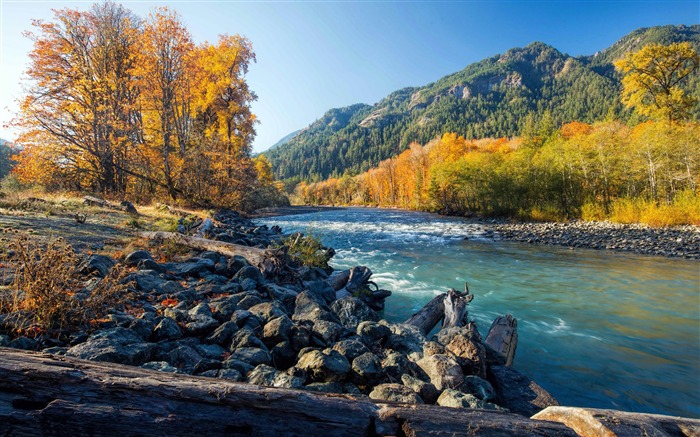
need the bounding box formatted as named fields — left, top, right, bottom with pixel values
left=293, top=291, right=338, bottom=323
left=230, top=347, right=271, bottom=367
left=446, top=333, right=487, bottom=378
left=369, top=383, right=423, bottom=404
left=401, top=374, right=440, bottom=404
left=332, top=338, right=371, bottom=361
left=296, top=349, right=351, bottom=382
left=312, top=320, right=345, bottom=345
left=437, top=389, right=503, bottom=410
left=249, top=301, right=288, bottom=324
left=247, top=364, right=304, bottom=389
left=66, top=327, right=155, bottom=366
left=356, top=320, right=391, bottom=345
left=351, top=352, right=383, bottom=384
left=330, top=296, right=378, bottom=328
left=416, top=354, right=464, bottom=391
left=151, top=317, right=182, bottom=341
left=463, top=375, right=497, bottom=402
left=263, top=315, right=294, bottom=346
left=205, top=321, right=239, bottom=346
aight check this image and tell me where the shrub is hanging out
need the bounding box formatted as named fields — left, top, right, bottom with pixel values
left=0, top=232, right=131, bottom=336
left=278, top=231, right=332, bottom=269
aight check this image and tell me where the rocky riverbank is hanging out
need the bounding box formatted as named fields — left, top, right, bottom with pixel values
left=0, top=208, right=556, bottom=417
left=483, top=220, right=700, bottom=259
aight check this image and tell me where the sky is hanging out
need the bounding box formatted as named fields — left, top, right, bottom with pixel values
left=1, top=1, right=698, bottom=153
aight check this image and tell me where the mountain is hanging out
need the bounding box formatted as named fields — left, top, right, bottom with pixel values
left=266, top=130, right=302, bottom=152
left=266, top=25, right=700, bottom=181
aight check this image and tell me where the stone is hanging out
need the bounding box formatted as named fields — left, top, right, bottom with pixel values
left=445, top=334, right=487, bottom=378
left=77, top=254, right=116, bottom=278
left=9, top=336, right=38, bottom=351
left=312, top=320, right=345, bottom=345
left=351, top=352, right=383, bottom=384
left=230, top=309, right=253, bottom=327
left=237, top=294, right=263, bottom=310
left=304, top=280, right=336, bottom=305
left=205, top=321, right=239, bottom=346
left=128, top=270, right=168, bottom=292
left=369, top=384, right=423, bottom=404
left=247, top=364, right=304, bottom=389
left=167, top=345, right=204, bottom=372
left=174, top=258, right=216, bottom=277
left=124, top=250, right=153, bottom=266
left=463, top=375, right=497, bottom=402
left=128, top=318, right=155, bottom=341
left=381, top=351, right=416, bottom=381
left=230, top=329, right=267, bottom=351
left=293, top=291, right=338, bottom=324
left=66, top=327, right=155, bottom=366
left=296, top=349, right=351, bottom=382
left=223, top=358, right=255, bottom=376
left=289, top=324, right=312, bottom=351
left=270, top=341, right=297, bottom=370
left=304, top=382, right=343, bottom=394
left=248, top=301, right=288, bottom=324
left=234, top=265, right=263, bottom=284
left=141, top=361, right=178, bottom=373
left=332, top=338, right=371, bottom=361
left=217, top=368, right=243, bottom=381
left=331, top=296, right=379, bottom=328
left=401, top=374, right=440, bottom=404
left=488, top=365, right=558, bottom=416
left=385, top=323, right=426, bottom=356
left=195, top=343, right=227, bottom=360
left=230, top=347, right=271, bottom=367
left=151, top=317, right=182, bottom=341
left=416, top=354, right=464, bottom=391
left=262, top=315, right=294, bottom=347
left=437, top=389, right=503, bottom=410
left=423, top=341, right=446, bottom=357
left=356, top=321, right=391, bottom=345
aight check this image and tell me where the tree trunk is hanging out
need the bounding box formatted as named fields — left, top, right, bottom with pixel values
left=0, top=348, right=579, bottom=437
left=404, top=294, right=446, bottom=336
left=442, top=287, right=474, bottom=330
left=405, top=287, right=474, bottom=336
left=140, top=231, right=273, bottom=266
left=485, top=314, right=518, bottom=367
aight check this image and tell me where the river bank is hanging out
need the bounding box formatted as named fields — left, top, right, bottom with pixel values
left=255, top=206, right=700, bottom=259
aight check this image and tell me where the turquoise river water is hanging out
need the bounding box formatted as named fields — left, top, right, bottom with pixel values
left=255, top=208, right=700, bottom=418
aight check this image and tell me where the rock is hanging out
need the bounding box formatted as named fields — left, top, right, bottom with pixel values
left=463, top=375, right=497, bottom=402
left=167, top=345, right=204, bottom=373
left=445, top=334, right=487, bottom=378
left=230, top=309, right=253, bottom=327
left=249, top=301, right=288, bottom=324
left=385, top=323, right=426, bottom=356
left=205, top=321, right=239, bottom=346
left=422, top=341, right=446, bottom=357
left=151, top=317, right=182, bottom=341
left=120, top=200, right=137, bottom=214
left=209, top=296, right=239, bottom=322
left=128, top=318, right=155, bottom=341
left=261, top=284, right=299, bottom=307
left=237, top=294, right=263, bottom=310
left=138, top=259, right=166, bottom=274
left=369, top=384, right=423, bottom=404
left=262, top=315, right=294, bottom=347
left=381, top=351, right=416, bottom=381
left=9, top=336, right=38, bottom=351
left=296, top=349, right=351, bottom=382
left=66, top=327, right=155, bottom=366
left=0, top=335, right=11, bottom=347
left=332, top=338, right=371, bottom=361
left=129, top=270, right=168, bottom=293
left=416, top=354, right=464, bottom=391
left=401, top=374, right=440, bottom=404
left=247, top=364, right=304, bottom=389
left=437, top=389, right=503, bottom=410
left=270, top=341, right=297, bottom=370
left=293, top=291, right=338, bottom=324
left=217, top=368, right=244, bottom=381
left=222, top=358, right=255, bottom=376
left=141, top=361, right=178, bottom=373
left=239, top=278, right=258, bottom=292
left=230, top=329, right=266, bottom=351
left=77, top=254, right=116, bottom=278
left=331, top=296, right=379, bottom=328
left=304, top=280, right=337, bottom=305
left=124, top=250, right=153, bottom=266
left=195, top=343, right=227, bottom=360
left=356, top=320, right=391, bottom=346
left=488, top=365, right=558, bottom=416
left=230, top=347, right=271, bottom=367
left=304, top=382, right=343, bottom=394
left=289, top=324, right=312, bottom=351
left=312, top=320, right=345, bottom=345
left=351, top=352, right=383, bottom=384
left=234, top=265, right=263, bottom=284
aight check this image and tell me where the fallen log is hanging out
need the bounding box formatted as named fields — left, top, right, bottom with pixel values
left=0, top=348, right=577, bottom=436
left=405, top=286, right=474, bottom=336
left=532, top=406, right=700, bottom=437
left=140, top=231, right=273, bottom=266
left=84, top=196, right=137, bottom=214
left=485, top=314, right=518, bottom=366
left=327, top=269, right=351, bottom=291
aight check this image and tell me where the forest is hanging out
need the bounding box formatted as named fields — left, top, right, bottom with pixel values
left=293, top=42, right=700, bottom=226
left=8, top=2, right=287, bottom=211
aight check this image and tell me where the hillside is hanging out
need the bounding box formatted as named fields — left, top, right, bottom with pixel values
left=266, top=25, right=700, bottom=181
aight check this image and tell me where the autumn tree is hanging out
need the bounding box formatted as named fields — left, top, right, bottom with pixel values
left=136, top=7, right=194, bottom=200
left=615, top=42, right=700, bottom=124
left=14, top=2, right=141, bottom=194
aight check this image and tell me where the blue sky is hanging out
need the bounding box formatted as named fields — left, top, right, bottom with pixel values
left=1, top=1, right=698, bottom=153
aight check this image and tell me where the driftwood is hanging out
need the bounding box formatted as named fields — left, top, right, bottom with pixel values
left=532, top=406, right=700, bottom=437
left=0, top=348, right=578, bottom=436
left=140, top=231, right=272, bottom=266
left=84, top=196, right=137, bottom=214
left=405, top=286, right=474, bottom=336
left=327, top=269, right=351, bottom=291
left=485, top=314, right=518, bottom=366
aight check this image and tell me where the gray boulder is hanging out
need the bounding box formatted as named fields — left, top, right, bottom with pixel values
left=151, top=317, right=182, bottom=341
left=385, top=323, right=426, bottom=356
left=66, top=327, right=155, bottom=366
left=312, top=320, right=345, bottom=345
left=330, top=296, right=379, bottom=328
left=167, top=345, right=204, bottom=373
left=351, top=352, right=383, bottom=384
left=205, top=321, right=239, bottom=346
left=217, top=368, right=244, bottom=381
left=230, top=347, right=271, bottom=367
left=296, top=349, right=351, bottom=382
left=416, top=354, right=464, bottom=391
left=357, top=321, right=391, bottom=345
left=401, top=374, right=440, bottom=404
left=369, top=383, right=423, bottom=404
left=304, top=382, right=343, bottom=394
left=262, top=315, right=294, bottom=346
left=463, top=375, right=497, bottom=402
left=293, top=291, right=338, bottom=323
left=381, top=351, right=416, bottom=381
left=78, top=254, right=116, bottom=278
left=249, top=301, right=288, bottom=324
left=247, top=364, right=304, bottom=389
left=332, top=338, right=371, bottom=361
left=437, top=389, right=504, bottom=410
left=230, top=329, right=266, bottom=351
left=124, top=250, right=153, bottom=266
left=445, top=334, right=487, bottom=378
left=141, top=361, right=178, bottom=373
left=488, top=365, right=558, bottom=416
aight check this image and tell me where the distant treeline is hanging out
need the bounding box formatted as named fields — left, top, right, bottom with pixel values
left=294, top=121, right=700, bottom=226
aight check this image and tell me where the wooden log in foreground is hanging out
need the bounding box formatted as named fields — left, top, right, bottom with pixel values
left=0, top=348, right=576, bottom=436
left=140, top=231, right=272, bottom=266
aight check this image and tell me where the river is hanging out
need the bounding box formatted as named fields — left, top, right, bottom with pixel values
left=255, top=207, right=700, bottom=418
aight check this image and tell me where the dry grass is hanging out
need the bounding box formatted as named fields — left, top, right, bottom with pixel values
left=0, top=232, right=133, bottom=336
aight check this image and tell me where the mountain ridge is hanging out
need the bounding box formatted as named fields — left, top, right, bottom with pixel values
left=266, top=25, right=700, bottom=181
